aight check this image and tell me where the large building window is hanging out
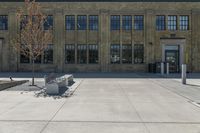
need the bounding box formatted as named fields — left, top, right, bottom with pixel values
left=0, top=15, right=8, bottom=30
left=111, top=15, right=120, bottom=30
left=44, top=15, right=53, bottom=30
left=20, top=54, right=30, bottom=63
left=20, top=45, right=30, bottom=63
left=77, top=44, right=87, bottom=64
left=77, top=15, right=87, bottom=30
left=89, top=15, right=98, bottom=31
left=134, top=15, right=144, bottom=30
left=89, top=44, right=98, bottom=64
left=180, top=15, right=189, bottom=31
left=20, top=55, right=30, bottom=63
left=65, top=44, right=75, bottom=64
left=122, top=44, right=132, bottom=64
left=168, top=15, right=177, bottom=30
left=110, top=44, right=120, bottom=64
left=66, top=15, right=75, bottom=30
left=44, top=44, right=53, bottom=64
left=156, top=15, right=165, bottom=31
left=20, top=15, right=28, bottom=30
left=134, top=44, right=144, bottom=64
left=34, top=55, right=41, bottom=64
left=122, top=15, right=132, bottom=30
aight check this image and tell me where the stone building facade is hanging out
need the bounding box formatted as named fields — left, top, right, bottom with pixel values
left=0, top=0, right=200, bottom=73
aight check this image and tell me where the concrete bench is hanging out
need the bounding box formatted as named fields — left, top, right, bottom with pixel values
left=60, top=74, right=74, bottom=86
left=45, top=74, right=73, bottom=95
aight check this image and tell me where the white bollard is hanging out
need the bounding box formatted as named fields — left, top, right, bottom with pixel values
left=166, top=63, right=169, bottom=75
left=44, top=75, right=47, bottom=86
left=161, top=62, right=164, bottom=75
left=182, top=64, right=187, bottom=84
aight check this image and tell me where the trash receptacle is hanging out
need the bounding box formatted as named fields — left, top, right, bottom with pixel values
left=155, top=62, right=161, bottom=73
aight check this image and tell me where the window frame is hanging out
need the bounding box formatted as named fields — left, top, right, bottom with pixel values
left=65, top=15, right=75, bottom=30
left=110, top=44, right=120, bottom=64
left=134, top=44, right=144, bottom=64
left=168, top=15, right=177, bottom=31
left=122, top=44, right=132, bottom=64
left=134, top=15, right=144, bottom=31
left=77, top=44, right=87, bottom=64
left=88, top=44, right=99, bottom=64
left=110, top=15, right=120, bottom=31
left=43, top=44, right=54, bottom=64
left=65, top=44, right=75, bottom=64
left=77, top=15, right=87, bottom=31
left=122, top=15, right=132, bottom=31
left=0, top=15, right=8, bottom=30
left=179, top=15, right=189, bottom=31
left=44, top=15, right=53, bottom=30
left=156, top=15, right=166, bottom=31
left=89, top=15, right=98, bottom=31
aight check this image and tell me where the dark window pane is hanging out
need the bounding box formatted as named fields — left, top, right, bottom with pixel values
left=110, top=44, right=120, bottom=64
left=44, top=15, right=53, bottom=30
left=89, top=15, right=98, bottom=31
left=66, top=15, right=75, bottom=30
left=77, top=15, right=87, bottom=30
left=34, top=55, right=41, bottom=64
left=20, top=54, right=30, bottom=63
left=134, top=44, right=144, bottom=64
left=122, top=44, right=132, bottom=64
left=20, top=15, right=28, bottom=30
left=156, top=15, right=165, bottom=31
left=168, top=15, right=177, bottom=30
left=89, top=44, right=98, bottom=64
left=77, top=44, right=87, bottom=64
left=0, top=15, right=8, bottom=30
left=180, top=16, right=189, bottom=30
left=122, top=15, right=132, bottom=30
left=44, top=44, right=53, bottom=64
left=134, top=15, right=144, bottom=30
left=111, top=15, right=120, bottom=30
left=65, top=44, right=75, bottom=64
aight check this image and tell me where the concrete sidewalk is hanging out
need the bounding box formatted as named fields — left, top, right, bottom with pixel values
left=0, top=73, right=200, bottom=133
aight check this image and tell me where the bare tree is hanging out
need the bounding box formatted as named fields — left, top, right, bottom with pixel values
left=12, top=0, right=53, bottom=85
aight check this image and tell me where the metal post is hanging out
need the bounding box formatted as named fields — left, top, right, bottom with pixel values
left=182, top=64, right=187, bottom=84
left=44, top=75, right=47, bottom=86
left=166, top=63, right=169, bottom=75
left=161, top=62, right=164, bottom=75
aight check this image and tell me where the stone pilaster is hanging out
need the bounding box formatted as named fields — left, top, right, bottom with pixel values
left=9, top=9, right=18, bottom=72
left=100, top=10, right=110, bottom=72
left=191, top=10, right=200, bottom=72
left=145, top=10, right=155, bottom=64
left=54, top=9, right=64, bottom=72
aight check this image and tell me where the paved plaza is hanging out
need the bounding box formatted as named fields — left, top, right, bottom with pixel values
left=0, top=73, right=200, bottom=133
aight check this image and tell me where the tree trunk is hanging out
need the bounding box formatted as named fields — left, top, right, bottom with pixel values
left=32, top=57, right=35, bottom=86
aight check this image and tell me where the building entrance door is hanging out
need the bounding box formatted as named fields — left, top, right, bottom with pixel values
left=164, top=45, right=180, bottom=73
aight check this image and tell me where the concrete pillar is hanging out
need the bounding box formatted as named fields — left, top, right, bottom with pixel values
left=0, top=39, right=3, bottom=71
left=191, top=10, right=200, bottom=72
left=161, top=62, right=164, bottom=75
left=145, top=10, right=155, bottom=64
left=54, top=9, right=64, bottom=72
left=166, top=62, right=169, bottom=75
left=100, top=10, right=109, bottom=72
left=182, top=64, right=187, bottom=84
left=8, top=10, right=18, bottom=71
